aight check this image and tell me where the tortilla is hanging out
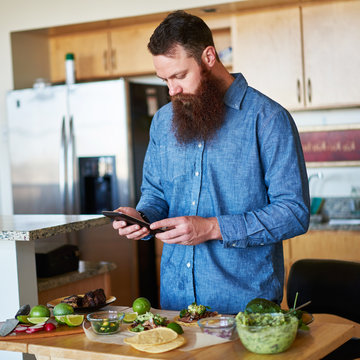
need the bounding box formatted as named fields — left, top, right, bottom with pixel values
left=124, top=327, right=178, bottom=345
left=129, top=335, right=185, bottom=353
left=173, top=314, right=221, bottom=327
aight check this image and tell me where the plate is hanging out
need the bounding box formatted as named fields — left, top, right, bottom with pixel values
left=47, top=295, right=116, bottom=313
left=302, top=312, right=314, bottom=325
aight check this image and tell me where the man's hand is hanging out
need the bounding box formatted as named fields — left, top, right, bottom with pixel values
left=150, top=216, right=221, bottom=245
left=112, top=207, right=150, bottom=240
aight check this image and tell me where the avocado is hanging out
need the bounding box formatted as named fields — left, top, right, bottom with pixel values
left=244, top=298, right=281, bottom=314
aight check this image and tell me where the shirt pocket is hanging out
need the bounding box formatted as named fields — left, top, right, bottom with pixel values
left=159, top=145, right=188, bottom=183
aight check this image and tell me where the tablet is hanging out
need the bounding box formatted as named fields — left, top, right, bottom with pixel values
left=102, top=211, right=164, bottom=235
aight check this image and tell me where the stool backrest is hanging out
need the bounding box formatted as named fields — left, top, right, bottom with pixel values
left=286, top=259, right=360, bottom=323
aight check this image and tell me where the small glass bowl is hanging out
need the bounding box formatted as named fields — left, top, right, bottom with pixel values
left=87, top=311, right=124, bottom=335
left=236, top=312, right=298, bottom=354
left=197, top=316, right=237, bottom=340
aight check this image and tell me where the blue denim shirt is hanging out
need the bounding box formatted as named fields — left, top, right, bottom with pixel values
left=137, top=73, right=310, bottom=314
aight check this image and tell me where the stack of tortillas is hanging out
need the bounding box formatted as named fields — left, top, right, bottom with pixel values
left=124, top=327, right=186, bottom=353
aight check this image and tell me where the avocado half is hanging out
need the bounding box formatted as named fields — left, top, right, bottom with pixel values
left=244, top=298, right=281, bottom=314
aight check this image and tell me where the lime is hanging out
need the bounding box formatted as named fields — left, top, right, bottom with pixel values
left=55, top=315, right=67, bottom=324
left=17, top=315, right=31, bottom=324
left=64, top=314, right=84, bottom=327
left=123, top=313, right=138, bottom=323
left=28, top=317, right=49, bottom=324
left=29, top=305, right=50, bottom=318
left=132, top=297, right=151, bottom=315
left=53, top=303, right=74, bottom=316
left=167, top=322, right=184, bottom=334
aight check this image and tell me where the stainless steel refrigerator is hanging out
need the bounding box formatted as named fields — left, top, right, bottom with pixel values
left=6, top=78, right=169, bottom=306
left=7, top=79, right=131, bottom=214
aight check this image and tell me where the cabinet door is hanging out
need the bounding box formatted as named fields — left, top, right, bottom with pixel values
left=110, top=22, right=158, bottom=76
left=50, top=31, right=110, bottom=83
left=232, top=8, right=303, bottom=110
left=302, top=1, right=360, bottom=108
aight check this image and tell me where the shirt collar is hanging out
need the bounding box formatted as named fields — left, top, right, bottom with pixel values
left=224, top=73, right=248, bottom=110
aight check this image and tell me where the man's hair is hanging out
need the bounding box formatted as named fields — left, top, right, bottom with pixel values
left=148, top=10, right=217, bottom=64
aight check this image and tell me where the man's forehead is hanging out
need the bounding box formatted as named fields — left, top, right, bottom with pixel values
left=153, top=51, right=196, bottom=80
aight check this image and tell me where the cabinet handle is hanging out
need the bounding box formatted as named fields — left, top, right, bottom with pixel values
left=111, top=49, right=116, bottom=70
left=307, top=78, right=312, bottom=104
left=103, top=50, right=108, bottom=71
left=297, top=79, right=301, bottom=103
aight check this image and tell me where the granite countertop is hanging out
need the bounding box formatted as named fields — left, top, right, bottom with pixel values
left=309, top=221, right=360, bottom=231
left=0, top=214, right=111, bottom=241
left=37, top=260, right=117, bottom=292
left=309, top=197, right=360, bottom=231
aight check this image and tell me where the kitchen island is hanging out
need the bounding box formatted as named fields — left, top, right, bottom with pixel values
left=0, top=310, right=358, bottom=360
left=0, top=215, right=109, bottom=329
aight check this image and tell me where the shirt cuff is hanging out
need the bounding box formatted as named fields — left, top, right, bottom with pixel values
left=217, top=215, right=249, bottom=248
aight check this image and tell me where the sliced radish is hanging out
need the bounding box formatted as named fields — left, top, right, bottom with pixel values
left=26, top=324, right=46, bottom=333
left=15, top=325, right=30, bottom=333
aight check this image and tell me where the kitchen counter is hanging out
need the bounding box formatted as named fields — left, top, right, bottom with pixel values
left=0, top=214, right=109, bottom=241
left=0, top=214, right=111, bottom=333
left=0, top=312, right=358, bottom=360
left=309, top=220, right=360, bottom=231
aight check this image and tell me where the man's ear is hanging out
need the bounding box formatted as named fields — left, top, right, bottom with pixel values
left=201, top=46, right=217, bottom=68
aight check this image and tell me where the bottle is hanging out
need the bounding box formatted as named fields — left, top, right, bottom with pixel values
left=65, top=53, right=76, bottom=85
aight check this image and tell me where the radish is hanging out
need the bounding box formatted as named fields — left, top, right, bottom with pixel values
left=15, top=325, right=30, bottom=333
left=45, top=323, right=56, bottom=332
left=26, top=323, right=45, bottom=334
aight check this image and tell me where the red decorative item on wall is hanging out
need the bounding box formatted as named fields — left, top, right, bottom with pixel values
left=299, top=128, right=360, bottom=166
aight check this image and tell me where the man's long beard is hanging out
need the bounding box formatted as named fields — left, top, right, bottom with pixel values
left=171, top=67, right=225, bottom=144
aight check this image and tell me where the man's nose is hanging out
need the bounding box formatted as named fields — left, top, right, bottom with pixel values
left=168, top=82, right=182, bottom=96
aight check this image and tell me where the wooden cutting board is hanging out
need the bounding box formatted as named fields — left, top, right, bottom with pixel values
left=0, top=322, right=83, bottom=340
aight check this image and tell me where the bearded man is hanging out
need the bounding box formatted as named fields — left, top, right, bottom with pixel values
left=113, top=10, right=310, bottom=314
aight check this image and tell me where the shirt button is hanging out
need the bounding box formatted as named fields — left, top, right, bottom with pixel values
left=195, top=171, right=199, bottom=176
left=198, top=143, right=202, bottom=148
left=232, top=243, right=236, bottom=247
left=186, top=262, right=191, bottom=268
left=192, top=201, right=195, bottom=206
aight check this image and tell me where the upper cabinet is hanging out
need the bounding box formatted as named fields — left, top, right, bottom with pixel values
left=49, top=22, right=158, bottom=82
left=302, top=1, right=360, bottom=108
left=232, top=7, right=303, bottom=110
left=232, top=1, right=360, bottom=110
left=50, top=30, right=110, bottom=82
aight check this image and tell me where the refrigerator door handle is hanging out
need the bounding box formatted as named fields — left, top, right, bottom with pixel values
left=68, top=115, right=79, bottom=214
left=67, top=116, right=74, bottom=214
left=60, top=116, right=67, bottom=213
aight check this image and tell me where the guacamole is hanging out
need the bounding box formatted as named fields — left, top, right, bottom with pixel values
left=236, top=312, right=298, bottom=354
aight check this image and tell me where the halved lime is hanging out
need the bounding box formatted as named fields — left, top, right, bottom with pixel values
left=64, top=314, right=84, bottom=327
left=28, top=317, right=49, bottom=324
left=55, top=315, right=67, bottom=324
left=17, top=315, right=31, bottom=324
left=123, top=313, right=137, bottom=323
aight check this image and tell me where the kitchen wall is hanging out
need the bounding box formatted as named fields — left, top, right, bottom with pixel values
left=0, top=0, right=235, bottom=214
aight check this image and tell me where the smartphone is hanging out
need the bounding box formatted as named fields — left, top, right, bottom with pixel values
left=102, top=211, right=164, bottom=235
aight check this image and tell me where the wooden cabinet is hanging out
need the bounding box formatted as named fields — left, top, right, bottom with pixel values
left=109, top=22, right=159, bottom=76
left=49, top=22, right=158, bottom=82
left=232, top=1, right=360, bottom=110
left=302, top=1, right=360, bottom=108
left=50, top=30, right=110, bottom=82
left=232, top=7, right=303, bottom=110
